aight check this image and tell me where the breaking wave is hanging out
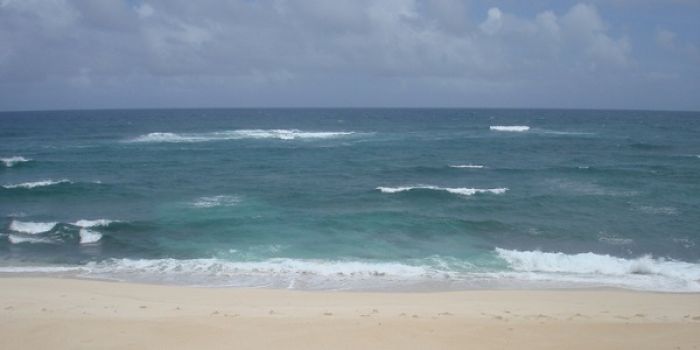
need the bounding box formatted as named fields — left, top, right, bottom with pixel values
left=1, top=156, right=31, bottom=167
left=495, top=248, right=700, bottom=291
left=79, top=228, right=102, bottom=244
left=8, top=220, right=57, bottom=234
left=192, top=195, right=241, bottom=208
left=377, top=186, right=507, bottom=196
left=72, top=219, right=117, bottom=228
left=129, top=129, right=357, bottom=143
left=449, top=164, right=485, bottom=169
left=2, top=179, right=71, bottom=189
left=490, top=125, right=530, bottom=132
left=7, top=234, right=54, bottom=244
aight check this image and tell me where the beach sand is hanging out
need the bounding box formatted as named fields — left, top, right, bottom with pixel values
left=1, top=278, right=699, bottom=349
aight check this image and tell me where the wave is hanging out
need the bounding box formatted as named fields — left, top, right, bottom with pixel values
left=72, top=219, right=117, bottom=228
left=495, top=248, right=700, bottom=291
left=192, top=195, right=241, bottom=208
left=129, top=129, right=357, bottom=143
left=79, top=228, right=102, bottom=244
left=1, top=156, right=31, bottom=167
left=490, top=125, right=530, bottom=132
left=1, top=252, right=699, bottom=291
left=377, top=186, right=507, bottom=196
left=7, top=234, right=54, bottom=244
left=449, top=164, right=485, bottom=169
left=8, top=220, right=57, bottom=234
left=2, top=179, right=72, bottom=189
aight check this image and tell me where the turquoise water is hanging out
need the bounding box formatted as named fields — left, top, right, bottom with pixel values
left=1, top=109, right=699, bottom=291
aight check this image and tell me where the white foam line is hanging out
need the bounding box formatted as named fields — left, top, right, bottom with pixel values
left=490, top=125, right=530, bottom=132
left=2, top=179, right=71, bottom=189
left=129, top=129, right=357, bottom=143
left=1, top=156, right=31, bottom=167
left=377, top=186, right=507, bottom=196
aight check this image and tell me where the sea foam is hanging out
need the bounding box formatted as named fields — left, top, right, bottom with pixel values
left=79, top=228, right=102, bottom=244
left=192, top=195, right=241, bottom=208
left=449, top=164, right=485, bottom=169
left=377, top=186, right=507, bottom=196
left=9, top=220, right=57, bottom=234
left=2, top=179, right=71, bottom=189
left=490, top=125, right=530, bottom=132
left=495, top=248, right=700, bottom=290
left=72, top=219, right=116, bottom=228
left=130, top=129, right=356, bottom=143
left=1, top=156, right=31, bottom=167
left=7, top=234, right=53, bottom=244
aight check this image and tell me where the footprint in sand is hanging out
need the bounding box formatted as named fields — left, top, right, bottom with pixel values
left=139, top=305, right=147, bottom=309
left=438, top=312, right=453, bottom=316
left=323, top=312, right=333, bottom=316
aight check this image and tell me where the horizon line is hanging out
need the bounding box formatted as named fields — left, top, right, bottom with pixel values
left=1, top=106, right=699, bottom=114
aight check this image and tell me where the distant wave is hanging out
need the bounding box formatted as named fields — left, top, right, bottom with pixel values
left=2, top=179, right=71, bottom=189
left=79, top=228, right=102, bottom=244
left=1, top=156, right=31, bottom=167
left=495, top=248, right=700, bottom=291
left=377, top=186, right=507, bottom=196
left=540, top=130, right=595, bottom=136
left=449, top=164, right=485, bottom=169
left=490, top=125, right=530, bottom=132
left=192, top=195, right=241, bottom=208
left=8, top=220, right=57, bottom=234
left=129, top=129, right=357, bottom=143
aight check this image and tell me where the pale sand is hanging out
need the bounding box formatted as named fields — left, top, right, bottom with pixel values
left=1, top=278, right=699, bottom=349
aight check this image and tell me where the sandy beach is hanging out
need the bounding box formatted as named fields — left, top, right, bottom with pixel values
left=0, top=278, right=698, bottom=349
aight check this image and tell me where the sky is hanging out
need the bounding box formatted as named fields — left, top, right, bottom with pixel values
left=0, top=0, right=699, bottom=111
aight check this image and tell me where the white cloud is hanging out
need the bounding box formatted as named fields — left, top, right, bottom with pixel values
left=0, top=0, right=697, bottom=110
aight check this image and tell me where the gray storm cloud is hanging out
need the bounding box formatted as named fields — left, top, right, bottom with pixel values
left=0, top=0, right=698, bottom=110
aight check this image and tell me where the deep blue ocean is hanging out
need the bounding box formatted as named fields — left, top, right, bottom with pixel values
left=1, top=109, right=699, bottom=291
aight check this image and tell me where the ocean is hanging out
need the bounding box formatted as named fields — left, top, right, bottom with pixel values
left=1, top=108, right=699, bottom=292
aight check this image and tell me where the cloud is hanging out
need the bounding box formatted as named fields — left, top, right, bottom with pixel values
left=0, top=1, right=697, bottom=110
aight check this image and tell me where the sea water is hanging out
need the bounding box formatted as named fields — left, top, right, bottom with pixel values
left=1, top=108, right=699, bottom=291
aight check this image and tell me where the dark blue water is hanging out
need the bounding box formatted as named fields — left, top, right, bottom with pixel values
left=1, top=109, right=699, bottom=291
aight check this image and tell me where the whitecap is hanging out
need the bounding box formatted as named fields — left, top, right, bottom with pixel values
left=1, top=156, right=31, bottom=167
left=490, top=125, right=530, bottom=132
left=7, top=234, right=53, bottom=244
left=2, top=179, right=71, bottom=189
left=79, top=228, right=102, bottom=244
left=377, top=185, right=507, bottom=196
left=9, top=220, right=56, bottom=234
left=449, top=164, right=485, bottom=169
left=192, top=195, right=241, bottom=208
left=637, top=206, right=678, bottom=216
left=129, top=129, right=357, bottom=143
left=72, top=219, right=117, bottom=228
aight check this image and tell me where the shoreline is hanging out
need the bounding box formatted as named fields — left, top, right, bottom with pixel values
left=1, top=277, right=699, bottom=349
